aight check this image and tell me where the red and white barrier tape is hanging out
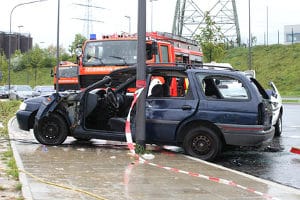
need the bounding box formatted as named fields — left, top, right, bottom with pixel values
left=124, top=88, right=280, bottom=200
left=290, top=147, right=300, bottom=155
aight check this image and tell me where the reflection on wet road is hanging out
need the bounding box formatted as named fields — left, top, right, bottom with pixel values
left=214, top=104, right=300, bottom=189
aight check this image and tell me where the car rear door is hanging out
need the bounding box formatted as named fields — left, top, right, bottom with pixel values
left=146, top=98, right=198, bottom=143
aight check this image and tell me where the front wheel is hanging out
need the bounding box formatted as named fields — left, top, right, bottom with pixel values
left=183, top=126, right=222, bottom=161
left=274, top=114, right=282, bottom=137
left=34, top=112, right=68, bottom=145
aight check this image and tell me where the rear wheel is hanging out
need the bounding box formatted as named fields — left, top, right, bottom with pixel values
left=34, top=113, right=68, bottom=145
left=183, top=126, right=222, bottom=161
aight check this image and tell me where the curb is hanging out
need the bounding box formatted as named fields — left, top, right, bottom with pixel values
left=8, top=117, right=33, bottom=200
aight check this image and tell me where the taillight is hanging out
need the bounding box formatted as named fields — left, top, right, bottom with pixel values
left=258, top=103, right=265, bottom=125
left=258, top=101, right=272, bottom=126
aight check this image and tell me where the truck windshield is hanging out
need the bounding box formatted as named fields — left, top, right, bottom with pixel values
left=59, top=66, right=78, bottom=78
left=83, top=40, right=137, bottom=66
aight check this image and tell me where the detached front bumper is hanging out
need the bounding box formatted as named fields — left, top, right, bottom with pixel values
left=217, top=124, right=275, bottom=146
left=16, top=110, right=33, bottom=131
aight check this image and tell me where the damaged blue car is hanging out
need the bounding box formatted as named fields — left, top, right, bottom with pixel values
left=27, top=65, right=274, bottom=161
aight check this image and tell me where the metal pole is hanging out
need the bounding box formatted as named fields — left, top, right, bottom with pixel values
left=8, top=0, right=47, bottom=90
left=248, top=0, right=252, bottom=70
left=136, top=0, right=147, bottom=149
left=292, top=28, right=294, bottom=45
left=55, top=0, right=60, bottom=93
left=266, top=6, right=268, bottom=46
left=27, top=33, right=30, bottom=84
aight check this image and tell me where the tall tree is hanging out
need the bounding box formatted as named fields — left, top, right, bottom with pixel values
left=194, top=11, right=225, bottom=62
left=69, top=34, right=87, bottom=55
left=30, top=45, right=44, bottom=85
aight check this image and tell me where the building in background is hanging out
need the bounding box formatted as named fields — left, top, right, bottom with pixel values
left=0, top=32, right=32, bottom=58
left=284, top=25, right=300, bottom=44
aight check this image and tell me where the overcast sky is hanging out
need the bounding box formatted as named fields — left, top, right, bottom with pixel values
left=1, top=0, right=300, bottom=50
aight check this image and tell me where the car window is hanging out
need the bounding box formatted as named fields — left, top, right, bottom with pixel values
left=197, top=74, right=249, bottom=100
left=147, top=73, right=192, bottom=99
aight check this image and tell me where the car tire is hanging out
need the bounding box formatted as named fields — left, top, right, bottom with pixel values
left=34, top=112, right=68, bottom=145
left=183, top=126, right=222, bottom=161
left=274, top=113, right=282, bottom=137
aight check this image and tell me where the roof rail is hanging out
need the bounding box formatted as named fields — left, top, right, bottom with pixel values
left=146, top=62, right=235, bottom=71
left=184, top=63, right=235, bottom=71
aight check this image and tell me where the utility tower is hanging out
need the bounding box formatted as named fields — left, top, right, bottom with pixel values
left=172, top=0, right=241, bottom=46
left=73, top=0, right=105, bottom=38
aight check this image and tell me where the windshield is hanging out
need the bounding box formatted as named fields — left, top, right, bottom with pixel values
left=59, top=66, right=78, bottom=78
left=82, top=40, right=137, bottom=66
left=16, top=85, right=32, bottom=91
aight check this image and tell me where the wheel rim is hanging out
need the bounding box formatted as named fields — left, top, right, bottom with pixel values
left=41, top=118, right=60, bottom=141
left=191, top=135, right=212, bottom=155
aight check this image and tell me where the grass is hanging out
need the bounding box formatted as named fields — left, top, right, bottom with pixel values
left=6, top=151, right=19, bottom=180
left=0, top=101, right=20, bottom=137
left=15, top=183, right=22, bottom=191
left=0, top=100, right=22, bottom=192
left=222, top=44, right=300, bottom=96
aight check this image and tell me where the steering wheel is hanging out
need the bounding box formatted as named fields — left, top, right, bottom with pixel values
left=106, top=87, right=119, bottom=109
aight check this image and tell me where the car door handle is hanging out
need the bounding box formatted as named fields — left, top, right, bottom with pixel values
left=181, top=105, right=192, bottom=110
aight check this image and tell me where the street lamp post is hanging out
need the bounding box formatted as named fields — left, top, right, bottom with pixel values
left=55, top=0, right=60, bottom=93
left=8, top=0, right=47, bottom=90
left=124, top=15, right=131, bottom=34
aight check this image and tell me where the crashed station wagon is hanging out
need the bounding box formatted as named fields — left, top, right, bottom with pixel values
left=32, top=65, right=274, bottom=161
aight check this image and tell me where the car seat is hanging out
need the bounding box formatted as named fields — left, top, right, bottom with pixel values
left=150, top=84, right=163, bottom=97
left=204, top=78, right=222, bottom=99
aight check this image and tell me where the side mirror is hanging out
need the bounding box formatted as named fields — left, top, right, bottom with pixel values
left=75, top=48, right=82, bottom=57
left=146, top=42, right=157, bottom=60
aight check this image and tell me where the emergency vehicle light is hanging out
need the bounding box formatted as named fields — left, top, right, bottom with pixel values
left=90, top=34, right=96, bottom=40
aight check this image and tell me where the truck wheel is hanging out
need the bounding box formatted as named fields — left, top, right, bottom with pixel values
left=274, top=114, right=282, bottom=137
left=34, top=113, right=68, bottom=145
left=183, top=126, right=222, bottom=161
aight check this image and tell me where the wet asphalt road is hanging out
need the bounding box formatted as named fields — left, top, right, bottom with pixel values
left=214, top=104, right=300, bottom=189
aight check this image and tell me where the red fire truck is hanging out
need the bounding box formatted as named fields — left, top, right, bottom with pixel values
left=52, top=61, right=79, bottom=91
left=76, top=32, right=203, bottom=91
